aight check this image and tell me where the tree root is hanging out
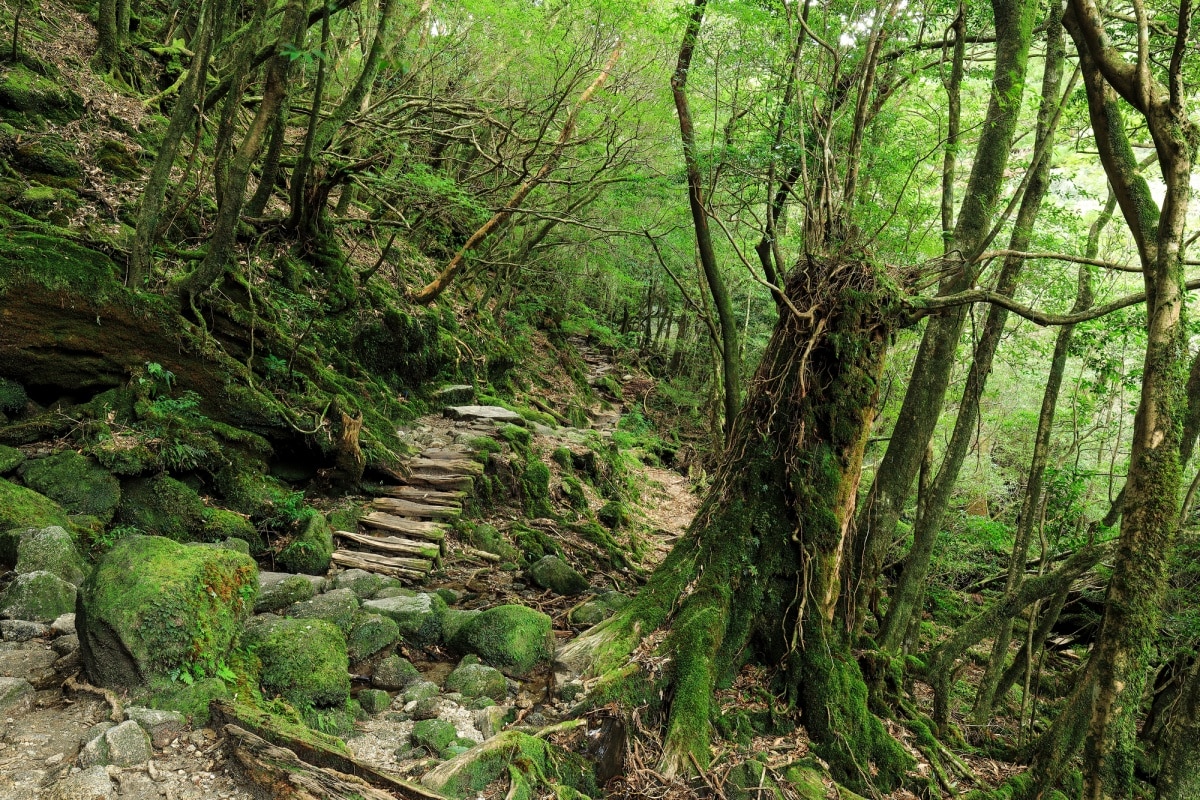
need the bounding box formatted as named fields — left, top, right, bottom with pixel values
left=63, top=673, right=123, bottom=722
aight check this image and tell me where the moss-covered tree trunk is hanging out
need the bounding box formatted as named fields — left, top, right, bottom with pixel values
left=562, top=258, right=913, bottom=794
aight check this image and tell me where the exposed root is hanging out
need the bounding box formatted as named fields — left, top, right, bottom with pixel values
left=64, top=672, right=123, bottom=722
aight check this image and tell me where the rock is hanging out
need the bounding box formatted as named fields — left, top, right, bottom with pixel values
left=93, top=139, right=140, bottom=179
left=254, top=572, right=316, bottom=613
left=362, top=592, right=447, bottom=646
left=445, top=661, right=507, bottom=701
left=0, top=64, right=85, bottom=126
left=333, top=568, right=384, bottom=600
left=0, top=619, right=48, bottom=641
left=442, top=609, right=480, bottom=643
left=50, top=612, right=76, bottom=635
left=433, top=385, right=475, bottom=405
left=402, top=679, right=439, bottom=704
left=473, top=705, right=512, bottom=739
left=568, top=591, right=630, bottom=626
left=347, top=612, right=400, bottom=662
left=51, top=633, right=79, bottom=655
left=276, top=510, right=334, bottom=575
left=124, top=706, right=184, bottom=749
left=77, top=536, right=257, bottom=689
left=411, top=719, right=458, bottom=754
left=18, top=452, right=121, bottom=524
left=0, top=444, right=25, bottom=474
left=0, top=645, right=57, bottom=687
left=286, top=587, right=359, bottom=634
left=443, top=405, right=525, bottom=425
left=0, top=676, right=34, bottom=716
left=116, top=475, right=208, bottom=542
left=372, top=654, right=420, bottom=690
left=0, top=570, right=77, bottom=623
left=527, top=555, right=589, bottom=596
left=448, top=604, right=554, bottom=677
left=103, top=719, right=153, bottom=766
left=14, top=526, right=87, bottom=585
left=47, top=765, right=116, bottom=800
left=0, top=477, right=71, bottom=531
left=357, top=688, right=391, bottom=714
left=203, top=509, right=262, bottom=553
left=244, top=616, right=349, bottom=708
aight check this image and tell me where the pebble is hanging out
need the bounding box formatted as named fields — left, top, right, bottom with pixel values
left=45, top=752, right=63, bottom=765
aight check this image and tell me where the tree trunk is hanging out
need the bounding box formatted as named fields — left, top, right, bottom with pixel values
left=561, top=257, right=913, bottom=794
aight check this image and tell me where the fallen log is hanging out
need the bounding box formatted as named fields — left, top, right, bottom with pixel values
left=371, top=497, right=461, bottom=520
left=379, top=486, right=466, bottom=506
left=361, top=511, right=446, bottom=542
left=335, top=529, right=440, bottom=559
left=331, top=549, right=430, bottom=579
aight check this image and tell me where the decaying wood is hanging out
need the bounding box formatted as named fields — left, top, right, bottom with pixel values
left=225, top=724, right=396, bottom=800
left=403, top=458, right=483, bottom=476
left=417, top=448, right=474, bottom=462
left=361, top=511, right=447, bottom=542
left=372, top=497, right=461, bottom=519
left=402, top=473, right=475, bottom=492
left=331, top=549, right=430, bottom=578
left=335, top=529, right=440, bottom=559
left=459, top=546, right=502, bottom=563
left=379, top=485, right=466, bottom=506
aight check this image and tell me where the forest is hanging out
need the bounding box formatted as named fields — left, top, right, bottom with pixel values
left=0, top=0, right=1197, bottom=798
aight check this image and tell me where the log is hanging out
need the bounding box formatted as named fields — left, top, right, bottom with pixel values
left=403, top=473, right=474, bottom=492
left=418, top=448, right=474, bottom=461
left=335, top=529, right=440, bottom=559
left=211, top=702, right=445, bottom=800
left=403, top=457, right=483, bottom=476
left=361, top=511, right=446, bottom=542
left=224, top=724, right=395, bottom=800
left=371, top=497, right=461, bottom=520
left=331, top=549, right=431, bottom=578
left=378, top=486, right=466, bottom=506
left=459, top=546, right=502, bottom=563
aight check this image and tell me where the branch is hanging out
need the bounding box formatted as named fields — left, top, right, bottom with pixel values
left=974, top=250, right=1142, bottom=273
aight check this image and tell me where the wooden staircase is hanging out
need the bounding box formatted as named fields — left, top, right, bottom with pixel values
left=332, top=445, right=484, bottom=581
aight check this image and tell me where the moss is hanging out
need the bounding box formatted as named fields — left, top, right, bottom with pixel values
left=521, top=458, right=552, bottom=518
left=19, top=451, right=121, bottom=523
left=0, top=476, right=71, bottom=530
left=78, top=535, right=257, bottom=688
left=277, top=510, right=334, bottom=575
left=14, top=525, right=86, bottom=585
left=469, top=436, right=504, bottom=463
left=463, top=521, right=512, bottom=559
left=0, top=378, right=28, bottom=414
left=412, top=719, right=459, bottom=754
left=0, top=64, right=84, bottom=124
left=203, top=508, right=262, bottom=553
left=510, top=522, right=559, bottom=563
left=498, top=423, right=531, bottom=449
left=448, top=604, right=554, bottom=677
left=0, top=569, right=77, bottom=622
left=117, top=474, right=208, bottom=542
left=246, top=616, right=350, bottom=709
left=596, top=500, right=629, bottom=530
left=140, top=676, right=231, bottom=725
left=560, top=475, right=588, bottom=510
left=422, top=730, right=597, bottom=800
left=0, top=445, right=24, bottom=474
left=445, top=661, right=507, bottom=701
left=347, top=611, right=400, bottom=662
left=94, top=139, right=140, bottom=179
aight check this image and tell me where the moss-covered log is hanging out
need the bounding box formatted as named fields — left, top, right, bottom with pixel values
left=561, top=258, right=914, bottom=794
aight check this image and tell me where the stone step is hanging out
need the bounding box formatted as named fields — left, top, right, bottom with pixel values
left=403, top=473, right=475, bottom=492
left=360, top=511, right=446, bottom=542
left=418, top=448, right=474, bottom=461
left=403, top=457, right=484, bottom=476
left=334, top=530, right=441, bottom=560
left=371, top=497, right=460, bottom=520
left=443, top=405, right=525, bottom=425
left=330, top=550, right=429, bottom=581
left=377, top=486, right=466, bottom=506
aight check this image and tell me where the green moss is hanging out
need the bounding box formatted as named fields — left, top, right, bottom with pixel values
left=448, top=604, right=553, bottom=677
left=347, top=612, right=400, bottom=662
left=0, top=476, right=71, bottom=530
left=560, top=475, right=588, bottom=510
left=498, top=424, right=530, bottom=449
left=596, top=500, right=629, bottom=530
left=0, top=445, right=24, bottom=474
left=247, top=616, right=350, bottom=709
left=0, top=378, right=28, bottom=414
left=0, top=569, right=77, bottom=622
left=117, top=474, right=208, bottom=542
left=204, top=508, right=262, bottom=552
left=14, top=526, right=86, bottom=585
left=521, top=458, right=552, bottom=518
left=277, top=510, right=334, bottom=575
left=510, top=522, right=559, bottom=563
left=94, top=139, right=140, bottom=179
left=412, top=718, right=459, bottom=754
left=551, top=447, right=573, bottom=469
left=18, top=451, right=121, bottom=523
left=140, top=676, right=231, bottom=725
left=423, top=730, right=597, bottom=800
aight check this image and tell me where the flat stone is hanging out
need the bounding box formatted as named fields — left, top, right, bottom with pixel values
left=0, top=647, right=57, bottom=684
left=49, top=613, right=76, bottom=636
left=362, top=592, right=446, bottom=646
left=48, top=765, right=116, bottom=800
left=0, top=676, right=34, bottom=717
left=0, top=619, right=48, bottom=641
left=443, top=406, right=525, bottom=425
left=286, top=587, right=359, bottom=634
left=124, top=706, right=184, bottom=749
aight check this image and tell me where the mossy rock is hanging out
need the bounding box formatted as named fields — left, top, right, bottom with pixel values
left=276, top=510, right=334, bottom=575
left=560, top=475, right=588, bottom=510
left=442, top=608, right=480, bottom=643
left=444, top=660, right=507, bottom=701
left=0, top=445, right=24, bottom=474
left=8, top=135, right=82, bottom=183
left=19, top=451, right=121, bottom=523
left=0, top=569, right=76, bottom=622
left=347, top=612, right=400, bottom=662
left=254, top=572, right=316, bottom=613
left=332, top=568, right=384, bottom=600
left=597, top=500, right=630, bottom=530
left=372, top=654, right=421, bottom=691
left=403, top=679, right=439, bottom=703
left=510, top=523, right=559, bottom=564
left=14, top=525, right=86, bottom=585
left=568, top=591, right=630, bottom=626
left=0, top=378, right=28, bottom=415
left=362, top=592, right=447, bottom=647
left=285, top=588, right=359, bottom=635
left=447, top=604, right=553, bottom=677
left=421, top=730, right=596, bottom=799
left=520, top=459, right=552, bottom=517
left=0, top=63, right=84, bottom=125
left=77, top=536, right=257, bottom=689
left=727, top=760, right=784, bottom=800
left=0, top=477, right=71, bottom=531
left=464, top=523, right=518, bottom=561
left=527, top=555, right=588, bottom=596
left=783, top=759, right=847, bottom=800
left=203, top=508, right=262, bottom=553
left=140, top=676, right=230, bottom=726
left=246, top=616, right=350, bottom=709
left=117, top=475, right=207, bottom=542
left=357, top=688, right=390, bottom=715
left=411, top=718, right=459, bottom=754
left=94, top=140, right=140, bottom=179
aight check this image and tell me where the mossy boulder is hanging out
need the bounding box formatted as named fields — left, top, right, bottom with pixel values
left=117, top=475, right=207, bottom=542
left=333, top=568, right=383, bottom=600
left=362, top=592, right=447, bottom=647
left=464, top=523, right=518, bottom=561
left=372, top=653, right=420, bottom=690
left=0, top=445, right=24, bottom=474
left=0, top=378, right=28, bottom=415
left=443, top=609, right=480, bottom=643
left=204, top=508, right=262, bottom=553
left=255, top=572, right=316, bottom=613
left=276, top=510, right=334, bottom=575
left=527, top=555, right=588, bottom=596
left=286, top=587, right=359, bottom=635
left=411, top=718, right=458, bottom=754
left=0, top=477, right=71, bottom=531
left=347, top=612, right=400, bottom=662
left=597, top=499, right=630, bottom=529
left=567, top=590, right=630, bottom=626
left=8, top=135, right=82, bottom=185
left=18, top=451, right=121, bottom=523
left=94, top=140, right=140, bottom=179
left=77, top=536, right=257, bottom=689
left=520, top=459, right=552, bottom=517
left=358, top=688, right=390, bottom=715
left=14, top=525, right=86, bottom=585
left=421, top=730, right=596, bottom=799
left=0, top=570, right=77, bottom=622
left=448, top=605, right=553, bottom=677
left=0, top=63, right=84, bottom=125
left=445, top=660, right=507, bottom=701
left=245, top=616, right=350, bottom=709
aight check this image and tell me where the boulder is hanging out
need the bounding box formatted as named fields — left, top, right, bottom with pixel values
left=411, top=718, right=458, bottom=754
left=447, top=604, right=553, bottom=677
left=286, top=587, right=359, bottom=634
left=0, top=570, right=76, bottom=622
left=421, top=731, right=596, bottom=798
left=255, top=571, right=317, bottom=612
left=276, top=510, right=334, bottom=575
left=372, top=654, right=420, bottom=690
left=116, top=474, right=207, bottom=542
left=362, top=592, right=447, bottom=646
left=0, top=676, right=34, bottom=716
left=47, top=765, right=116, bottom=800
left=527, top=555, right=588, bottom=596
left=0, top=477, right=71, bottom=531
left=357, top=688, right=391, bottom=715
left=14, top=526, right=87, bottom=585
left=443, top=405, right=525, bottom=425
left=0, top=618, right=47, bottom=641
left=78, top=719, right=153, bottom=767
left=245, top=616, right=349, bottom=709
left=347, top=612, right=400, bottom=662
left=124, top=706, right=185, bottom=749
left=433, top=385, right=475, bottom=405
left=18, top=452, right=120, bottom=523
left=568, top=591, right=630, bottom=626
left=0, top=444, right=25, bottom=474
left=402, top=679, right=440, bottom=704
left=333, top=568, right=383, bottom=600
left=77, top=536, right=257, bottom=689
left=444, top=660, right=507, bottom=701
left=0, top=64, right=85, bottom=125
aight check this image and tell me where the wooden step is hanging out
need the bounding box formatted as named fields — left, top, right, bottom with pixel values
left=331, top=549, right=430, bottom=580
left=371, top=497, right=460, bottom=520
left=403, top=458, right=483, bottom=476
left=377, top=485, right=465, bottom=506
left=361, top=511, right=446, bottom=542
left=335, top=530, right=440, bottom=560
left=419, top=448, right=474, bottom=461
left=403, top=473, right=475, bottom=492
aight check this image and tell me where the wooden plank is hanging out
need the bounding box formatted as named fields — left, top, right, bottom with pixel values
left=371, top=497, right=460, bottom=519
left=335, top=529, right=440, bottom=560
left=403, top=457, right=483, bottom=476
left=332, top=549, right=431, bottom=578
left=419, top=448, right=473, bottom=461
left=361, top=511, right=446, bottom=542
left=403, top=473, right=474, bottom=492
left=379, top=485, right=466, bottom=506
